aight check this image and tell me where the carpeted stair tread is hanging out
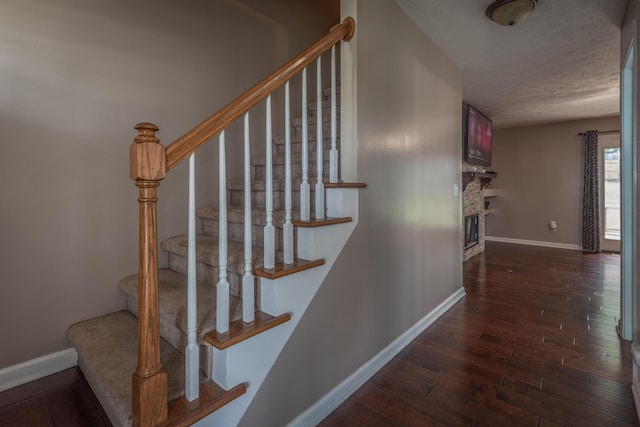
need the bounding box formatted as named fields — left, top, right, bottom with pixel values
left=197, top=205, right=318, bottom=225
left=291, top=115, right=333, bottom=127
left=308, top=98, right=341, bottom=113
left=67, top=310, right=205, bottom=427
left=272, top=131, right=336, bottom=146
left=322, top=85, right=340, bottom=98
left=253, top=160, right=331, bottom=181
left=119, top=269, right=242, bottom=348
left=161, top=235, right=268, bottom=275
left=196, top=205, right=285, bottom=227
left=227, top=178, right=319, bottom=192
left=251, top=149, right=332, bottom=167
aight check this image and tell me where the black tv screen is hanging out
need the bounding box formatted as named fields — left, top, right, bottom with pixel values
left=465, top=105, right=492, bottom=166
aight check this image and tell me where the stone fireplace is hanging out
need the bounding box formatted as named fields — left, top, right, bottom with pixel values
left=463, top=177, right=485, bottom=261
left=462, top=171, right=496, bottom=262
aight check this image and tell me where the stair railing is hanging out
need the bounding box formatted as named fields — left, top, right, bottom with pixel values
left=129, top=17, right=354, bottom=426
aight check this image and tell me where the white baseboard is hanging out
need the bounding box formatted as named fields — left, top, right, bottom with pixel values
left=486, top=236, right=582, bottom=251
left=0, top=348, right=78, bottom=392
left=288, top=287, right=466, bottom=427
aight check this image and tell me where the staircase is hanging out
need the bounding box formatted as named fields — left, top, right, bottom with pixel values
left=66, top=17, right=363, bottom=427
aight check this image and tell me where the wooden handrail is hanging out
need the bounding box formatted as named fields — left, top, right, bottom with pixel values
left=165, top=16, right=355, bottom=171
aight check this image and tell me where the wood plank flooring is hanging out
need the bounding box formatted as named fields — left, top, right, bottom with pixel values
left=0, top=367, right=111, bottom=426
left=320, top=242, right=637, bottom=426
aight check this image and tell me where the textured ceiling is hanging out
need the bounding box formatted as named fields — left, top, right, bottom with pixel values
left=394, top=0, right=628, bottom=129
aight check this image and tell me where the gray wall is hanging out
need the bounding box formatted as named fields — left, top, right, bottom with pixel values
left=487, top=116, right=620, bottom=246
left=0, top=0, right=336, bottom=369
left=240, top=0, right=463, bottom=425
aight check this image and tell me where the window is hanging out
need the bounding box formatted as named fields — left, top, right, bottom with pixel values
left=603, top=147, right=620, bottom=240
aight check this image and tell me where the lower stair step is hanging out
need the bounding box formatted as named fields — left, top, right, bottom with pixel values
left=67, top=311, right=242, bottom=427
left=253, top=258, right=325, bottom=280
left=165, top=381, right=246, bottom=427
left=204, top=311, right=291, bottom=350
left=119, top=269, right=243, bottom=354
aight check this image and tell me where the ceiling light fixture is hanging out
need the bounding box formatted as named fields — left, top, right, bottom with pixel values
left=486, top=0, right=538, bottom=26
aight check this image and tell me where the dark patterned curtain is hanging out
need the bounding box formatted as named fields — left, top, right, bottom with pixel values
left=582, top=130, right=600, bottom=252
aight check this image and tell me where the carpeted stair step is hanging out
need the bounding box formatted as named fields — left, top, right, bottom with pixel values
left=290, top=121, right=334, bottom=141
left=119, top=269, right=243, bottom=356
left=253, top=159, right=331, bottom=181
left=197, top=205, right=325, bottom=248
left=67, top=311, right=209, bottom=427
left=288, top=82, right=338, bottom=133
left=255, top=147, right=332, bottom=164
left=291, top=114, right=333, bottom=128
left=308, top=99, right=341, bottom=116
left=197, top=205, right=285, bottom=251
left=250, top=149, right=330, bottom=188
left=274, top=127, right=337, bottom=146
left=273, top=137, right=336, bottom=159
left=227, top=178, right=324, bottom=211
left=161, top=235, right=281, bottom=294
left=196, top=205, right=330, bottom=252
left=322, top=85, right=340, bottom=100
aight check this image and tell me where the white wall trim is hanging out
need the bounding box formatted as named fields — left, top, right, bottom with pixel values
left=0, top=348, right=78, bottom=392
left=486, top=236, right=582, bottom=251
left=287, top=287, right=466, bottom=427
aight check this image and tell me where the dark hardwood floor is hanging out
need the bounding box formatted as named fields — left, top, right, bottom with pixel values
left=1, top=243, right=635, bottom=426
left=0, top=367, right=110, bottom=426
left=320, top=242, right=637, bottom=426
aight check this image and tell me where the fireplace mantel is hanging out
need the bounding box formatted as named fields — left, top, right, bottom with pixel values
left=462, top=171, right=497, bottom=191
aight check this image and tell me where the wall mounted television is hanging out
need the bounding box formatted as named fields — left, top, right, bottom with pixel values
left=465, top=104, right=492, bottom=166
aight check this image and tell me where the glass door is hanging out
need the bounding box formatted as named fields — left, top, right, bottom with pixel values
left=599, top=134, right=621, bottom=252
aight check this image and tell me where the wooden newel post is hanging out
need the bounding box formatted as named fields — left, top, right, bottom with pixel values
left=129, top=122, right=168, bottom=426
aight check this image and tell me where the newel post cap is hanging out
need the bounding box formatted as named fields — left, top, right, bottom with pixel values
left=130, top=122, right=166, bottom=181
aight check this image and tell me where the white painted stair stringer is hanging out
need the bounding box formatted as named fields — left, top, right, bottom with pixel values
left=195, top=187, right=360, bottom=427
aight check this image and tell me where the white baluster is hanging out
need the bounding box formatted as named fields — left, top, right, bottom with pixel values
left=315, top=56, right=325, bottom=220
left=330, top=45, right=339, bottom=183
left=300, top=67, right=310, bottom=222
left=284, top=81, right=294, bottom=264
left=243, top=113, right=255, bottom=323
left=185, top=152, right=199, bottom=401
left=264, top=95, right=275, bottom=269
left=217, top=131, right=230, bottom=333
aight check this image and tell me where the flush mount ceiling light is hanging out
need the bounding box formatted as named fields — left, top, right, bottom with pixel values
left=486, top=0, right=538, bottom=26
